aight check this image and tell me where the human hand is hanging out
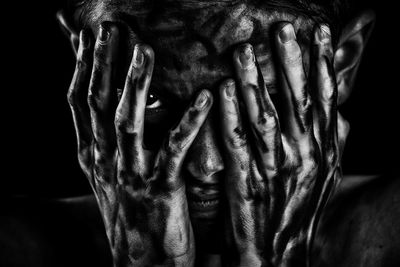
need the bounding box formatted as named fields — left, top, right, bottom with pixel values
left=67, top=23, right=213, bottom=267
left=219, top=23, right=349, bottom=266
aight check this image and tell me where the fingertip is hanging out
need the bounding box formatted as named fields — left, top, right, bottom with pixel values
left=233, top=43, right=255, bottom=70
left=96, top=22, right=119, bottom=45
left=194, top=89, right=213, bottom=110
left=75, top=31, right=92, bottom=71
left=219, top=79, right=236, bottom=101
left=275, top=22, right=302, bottom=67
left=130, top=43, right=154, bottom=72
left=313, top=24, right=333, bottom=60
left=138, top=44, right=155, bottom=60
left=132, top=44, right=145, bottom=69
left=276, top=22, right=295, bottom=44
left=316, top=24, right=331, bottom=43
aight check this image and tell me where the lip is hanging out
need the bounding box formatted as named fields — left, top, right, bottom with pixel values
left=188, top=198, right=220, bottom=219
left=186, top=184, right=221, bottom=219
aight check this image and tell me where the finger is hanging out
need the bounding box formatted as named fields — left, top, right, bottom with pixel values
left=67, top=30, right=93, bottom=173
left=232, top=44, right=282, bottom=171
left=311, top=25, right=339, bottom=167
left=219, top=80, right=268, bottom=260
left=115, top=44, right=154, bottom=180
left=150, top=90, right=213, bottom=192
left=87, top=22, right=119, bottom=156
left=219, top=79, right=255, bottom=190
left=276, top=23, right=313, bottom=141
left=337, top=112, right=350, bottom=162
left=219, top=78, right=251, bottom=162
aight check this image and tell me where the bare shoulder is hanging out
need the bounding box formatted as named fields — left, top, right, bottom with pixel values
left=0, top=195, right=111, bottom=267
left=313, top=173, right=400, bottom=267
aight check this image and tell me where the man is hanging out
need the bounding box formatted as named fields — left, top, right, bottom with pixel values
left=1, top=0, right=399, bottom=266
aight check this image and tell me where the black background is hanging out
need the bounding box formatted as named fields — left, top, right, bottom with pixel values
left=3, top=1, right=399, bottom=197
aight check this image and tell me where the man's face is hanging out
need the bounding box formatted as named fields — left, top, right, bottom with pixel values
left=69, top=0, right=319, bottom=251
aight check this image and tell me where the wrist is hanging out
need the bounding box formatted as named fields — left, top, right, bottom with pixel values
left=110, top=236, right=195, bottom=267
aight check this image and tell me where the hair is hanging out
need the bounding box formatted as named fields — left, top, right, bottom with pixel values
left=64, top=0, right=359, bottom=42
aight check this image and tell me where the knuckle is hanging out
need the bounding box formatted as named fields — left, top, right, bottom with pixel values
left=116, top=167, right=133, bottom=184
left=327, top=152, right=339, bottom=167
left=67, top=89, right=77, bottom=107
left=165, top=123, right=196, bottom=153
left=115, top=117, right=137, bottom=135
left=75, top=58, right=88, bottom=72
left=294, top=95, right=313, bottom=124
left=283, top=48, right=302, bottom=66
left=87, top=92, right=98, bottom=110
left=164, top=132, right=185, bottom=155
left=298, top=93, right=312, bottom=111
left=304, top=158, right=319, bottom=175
left=266, top=168, right=279, bottom=178
left=235, top=43, right=252, bottom=55
left=77, top=147, right=92, bottom=167
left=256, top=112, right=278, bottom=133
left=227, top=132, right=248, bottom=149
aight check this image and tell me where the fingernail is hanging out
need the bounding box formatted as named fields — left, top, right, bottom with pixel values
left=239, top=44, right=255, bottom=69
left=99, top=25, right=110, bottom=42
left=317, top=24, right=331, bottom=43
left=279, top=24, right=296, bottom=43
left=224, top=80, right=235, bottom=100
left=133, top=45, right=144, bottom=68
left=80, top=30, right=90, bottom=48
left=195, top=90, right=210, bottom=109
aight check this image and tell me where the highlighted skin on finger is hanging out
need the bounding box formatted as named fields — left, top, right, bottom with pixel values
left=219, top=79, right=249, bottom=150
left=150, top=90, right=213, bottom=192
left=232, top=44, right=282, bottom=169
left=115, top=44, right=155, bottom=178
left=116, top=44, right=154, bottom=136
left=276, top=23, right=312, bottom=138
left=167, top=90, right=213, bottom=154
left=313, top=25, right=336, bottom=105
left=311, top=25, right=339, bottom=167
left=233, top=44, right=278, bottom=130
left=68, top=30, right=94, bottom=178
left=88, top=22, right=120, bottom=120
left=87, top=23, right=121, bottom=184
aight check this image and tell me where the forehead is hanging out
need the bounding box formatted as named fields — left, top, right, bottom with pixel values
left=77, top=0, right=316, bottom=100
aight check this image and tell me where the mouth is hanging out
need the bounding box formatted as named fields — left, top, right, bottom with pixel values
left=186, top=184, right=221, bottom=219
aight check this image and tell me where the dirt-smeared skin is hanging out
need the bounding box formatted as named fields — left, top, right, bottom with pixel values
left=70, top=0, right=316, bottom=99
left=219, top=24, right=349, bottom=266
left=64, top=1, right=324, bottom=255
left=62, top=1, right=359, bottom=265
left=67, top=23, right=214, bottom=266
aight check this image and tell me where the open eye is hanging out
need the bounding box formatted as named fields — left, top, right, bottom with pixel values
left=146, top=93, right=163, bottom=110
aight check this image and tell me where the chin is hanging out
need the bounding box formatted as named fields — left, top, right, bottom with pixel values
left=188, top=198, right=224, bottom=253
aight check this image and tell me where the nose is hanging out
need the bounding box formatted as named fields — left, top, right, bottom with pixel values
left=185, top=115, right=225, bottom=183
